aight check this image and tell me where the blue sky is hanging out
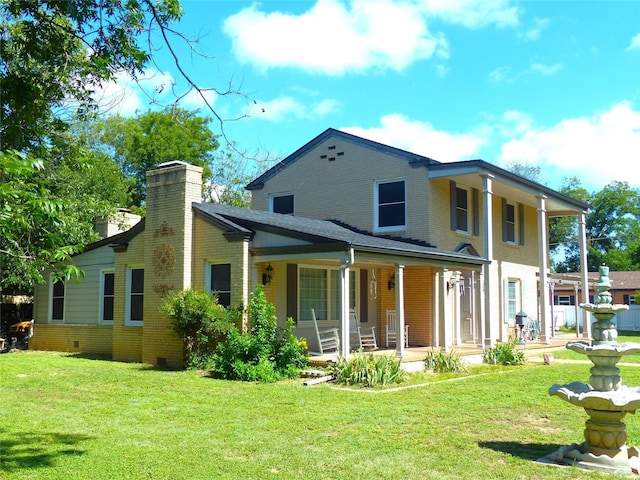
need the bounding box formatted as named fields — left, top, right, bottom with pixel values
left=101, top=0, right=640, bottom=192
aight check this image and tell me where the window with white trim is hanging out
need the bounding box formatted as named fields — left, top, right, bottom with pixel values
left=209, top=263, right=231, bottom=307
left=507, top=280, right=517, bottom=322
left=126, top=268, right=144, bottom=325
left=270, top=194, right=294, bottom=215
left=100, top=270, right=115, bottom=323
left=50, top=278, right=65, bottom=322
left=299, top=267, right=356, bottom=321
left=375, top=179, right=406, bottom=232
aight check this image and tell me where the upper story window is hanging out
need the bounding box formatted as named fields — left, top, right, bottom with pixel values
left=502, top=199, right=525, bottom=245
left=50, top=278, right=65, bottom=323
left=209, top=263, right=231, bottom=307
left=100, top=270, right=115, bottom=323
left=126, top=268, right=144, bottom=325
left=450, top=181, right=479, bottom=236
left=271, top=194, right=294, bottom=215
left=455, top=186, right=469, bottom=233
left=375, top=179, right=406, bottom=232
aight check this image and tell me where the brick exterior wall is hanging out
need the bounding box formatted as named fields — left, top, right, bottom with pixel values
left=29, top=324, right=113, bottom=355
left=141, top=162, right=203, bottom=368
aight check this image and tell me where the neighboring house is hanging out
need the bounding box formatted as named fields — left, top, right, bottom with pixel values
left=552, top=271, right=640, bottom=306
left=31, top=129, right=592, bottom=368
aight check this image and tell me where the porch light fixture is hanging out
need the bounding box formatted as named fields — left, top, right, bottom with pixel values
left=262, top=263, right=274, bottom=285
left=388, top=273, right=395, bottom=290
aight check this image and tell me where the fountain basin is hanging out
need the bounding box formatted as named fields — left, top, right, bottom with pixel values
left=550, top=382, right=640, bottom=412
left=566, top=341, right=640, bottom=357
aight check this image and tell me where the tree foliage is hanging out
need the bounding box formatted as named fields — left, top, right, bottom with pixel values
left=88, top=108, right=220, bottom=206
left=160, top=288, right=237, bottom=369
left=1, top=0, right=253, bottom=290
left=212, top=286, right=308, bottom=382
left=552, top=179, right=640, bottom=272
left=0, top=152, right=85, bottom=291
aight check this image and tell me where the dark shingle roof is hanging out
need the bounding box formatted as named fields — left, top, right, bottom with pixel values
left=194, top=203, right=487, bottom=266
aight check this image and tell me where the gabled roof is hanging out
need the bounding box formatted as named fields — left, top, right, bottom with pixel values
left=246, top=128, right=440, bottom=191
left=245, top=128, right=591, bottom=215
left=194, top=203, right=487, bottom=266
left=428, top=159, right=591, bottom=213
left=82, top=218, right=146, bottom=254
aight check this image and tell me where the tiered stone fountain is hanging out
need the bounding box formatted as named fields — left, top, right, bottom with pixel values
left=546, top=265, right=640, bottom=475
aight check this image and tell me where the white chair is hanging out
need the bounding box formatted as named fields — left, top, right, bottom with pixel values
left=309, top=308, right=339, bottom=355
left=350, top=309, right=377, bottom=350
left=386, top=309, right=408, bottom=347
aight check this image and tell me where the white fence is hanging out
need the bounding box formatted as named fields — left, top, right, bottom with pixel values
left=553, top=305, right=640, bottom=332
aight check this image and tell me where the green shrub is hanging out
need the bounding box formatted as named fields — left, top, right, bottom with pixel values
left=424, top=350, right=468, bottom=373
left=160, top=288, right=237, bottom=369
left=328, top=352, right=406, bottom=388
left=212, top=285, right=308, bottom=382
left=483, top=340, right=525, bottom=366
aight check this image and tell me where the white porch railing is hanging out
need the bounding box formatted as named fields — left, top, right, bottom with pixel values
left=552, top=305, right=640, bottom=331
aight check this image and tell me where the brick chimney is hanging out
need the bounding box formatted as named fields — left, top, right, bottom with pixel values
left=143, top=161, right=203, bottom=367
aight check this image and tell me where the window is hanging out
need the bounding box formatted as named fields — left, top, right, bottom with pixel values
left=455, top=186, right=469, bottom=233
left=506, top=280, right=517, bottom=322
left=504, top=202, right=516, bottom=243
left=51, top=279, right=65, bottom=322
left=624, top=295, right=636, bottom=305
left=210, top=263, right=231, bottom=307
left=556, top=295, right=574, bottom=306
left=299, top=267, right=356, bottom=321
left=126, top=268, right=144, bottom=324
left=502, top=199, right=525, bottom=245
left=375, top=180, right=406, bottom=231
left=101, top=271, right=115, bottom=323
left=271, top=194, right=294, bottom=215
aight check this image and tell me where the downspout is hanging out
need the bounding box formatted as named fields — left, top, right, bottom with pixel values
left=340, top=246, right=354, bottom=359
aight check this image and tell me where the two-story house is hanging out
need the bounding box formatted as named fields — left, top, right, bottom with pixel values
left=29, top=129, right=591, bottom=368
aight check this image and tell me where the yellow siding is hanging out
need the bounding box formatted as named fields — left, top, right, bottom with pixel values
left=112, top=231, right=145, bottom=363
left=251, top=137, right=432, bottom=240
left=192, top=215, right=250, bottom=311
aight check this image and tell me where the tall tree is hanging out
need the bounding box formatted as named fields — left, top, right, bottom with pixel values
left=1, top=1, right=249, bottom=291
left=91, top=108, right=220, bottom=206
left=552, top=179, right=640, bottom=273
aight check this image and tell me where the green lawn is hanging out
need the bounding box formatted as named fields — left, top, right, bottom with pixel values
left=3, top=350, right=640, bottom=479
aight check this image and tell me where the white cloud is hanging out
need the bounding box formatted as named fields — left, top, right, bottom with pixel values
left=520, top=17, right=549, bottom=41
left=528, top=62, right=562, bottom=76
left=223, top=0, right=519, bottom=75
left=248, top=95, right=340, bottom=121
left=488, top=66, right=513, bottom=84
left=178, top=88, right=217, bottom=112
left=627, top=33, right=640, bottom=51
left=498, top=102, right=640, bottom=189
left=343, top=113, right=488, bottom=162
left=93, top=69, right=175, bottom=116
left=423, top=0, right=520, bottom=29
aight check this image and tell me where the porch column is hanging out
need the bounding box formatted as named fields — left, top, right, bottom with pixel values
left=481, top=174, right=494, bottom=348
left=537, top=195, right=551, bottom=344
left=579, top=211, right=591, bottom=339
left=441, top=269, right=452, bottom=351
left=340, top=261, right=352, bottom=359
left=433, top=269, right=441, bottom=347
left=394, top=264, right=405, bottom=358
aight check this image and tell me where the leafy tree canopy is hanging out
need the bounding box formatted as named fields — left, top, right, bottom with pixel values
left=1, top=0, right=253, bottom=291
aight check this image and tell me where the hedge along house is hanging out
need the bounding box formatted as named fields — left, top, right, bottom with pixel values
left=246, top=128, right=594, bottom=347
left=31, top=161, right=489, bottom=366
